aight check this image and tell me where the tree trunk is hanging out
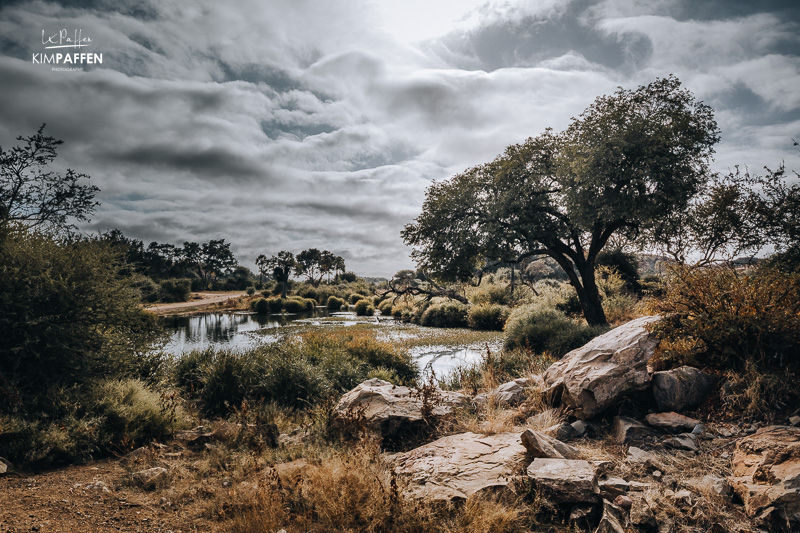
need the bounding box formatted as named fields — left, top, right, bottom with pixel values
left=281, top=278, right=288, bottom=299
left=575, top=264, right=607, bottom=326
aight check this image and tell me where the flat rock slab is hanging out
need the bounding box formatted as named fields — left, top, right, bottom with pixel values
left=729, top=425, right=800, bottom=522
left=543, top=316, right=661, bottom=419
left=332, top=378, right=467, bottom=438
left=394, top=432, right=530, bottom=501
left=527, top=458, right=598, bottom=503
left=645, top=412, right=700, bottom=432
left=613, top=416, right=657, bottom=444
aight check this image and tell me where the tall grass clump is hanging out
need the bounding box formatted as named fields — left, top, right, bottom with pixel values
left=420, top=302, right=469, bottom=328
left=503, top=305, right=607, bottom=356
left=467, top=304, right=510, bottom=330
left=327, top=295, right=345, bottom=310
left=354, top=299, right=375, bottom=316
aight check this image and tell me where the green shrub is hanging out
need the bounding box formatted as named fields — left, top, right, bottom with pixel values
left=282, top=297, right=315, bottom=313
left=378, top=299, right=395, bottom=316
left=252, top=298, right=270, bottom=314
left=354, top=299, right=375, bottom=316
left=469, top=283, right=511, bottom=306
left=649, top=265, right=800, bottom=373
left=245, top=286, right=256, bottom=296
left=158, top=278, right=192, bottom=302
left=327, top=296, right=345, bottom=310
left=133, top=274, right=160, bottom=303
left=348, top=293, right=364, bottom=304
left=467, top=304, right=510, bottom=330
left=0, top=229, right=162, bottom=414
left=504, top=305, right=607, bottom=356
left=420, top=302, right=469, bottom=328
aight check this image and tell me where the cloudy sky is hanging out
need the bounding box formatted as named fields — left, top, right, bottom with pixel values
left=1, top=0, right=799, bottom=276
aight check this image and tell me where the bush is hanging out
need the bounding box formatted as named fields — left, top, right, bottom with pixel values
left=420, top=302, right=469, bottom=328
left=378, top=299, right=395, bottom=316
left=649, top=265, right=800, bottom=373
left=0, top=229, right=162, bottom=414
left=245, top=286, right=256, bottom=296
left=469, top=282, right=511, bottom=305
left=252, top=298, right=270, bottom=314
left=348, top=293, right=364, bottom=304
left=504, top=305, right=607, bottom=356
left=467, top=304, right=511, bottom=330
left=282, top=297, right=315, bottom=313
left=353, top=299, right=375, bottom=316
left=158, top=278, right=192, bottom=303
left=327, top=295, right=345, bottom=310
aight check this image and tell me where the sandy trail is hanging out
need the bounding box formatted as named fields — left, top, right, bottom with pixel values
left=143, top=291, right=246, bottom=315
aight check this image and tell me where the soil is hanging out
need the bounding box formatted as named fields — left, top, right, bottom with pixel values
left=143, top=292, right=247, bottom=316
left=0, top=459, right=219, bottom=533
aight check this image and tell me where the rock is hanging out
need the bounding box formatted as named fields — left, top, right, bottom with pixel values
left=331, top=378, right=467, bottom=439
left=132, top=467, right=169, bottom=490
left=613, top=417, right=657, bottom=444
left=175, top=428, right=215, bottom=450
left=598, top=476, right=629, bottom=498
left=492, top=377, right=531, bottom=407
left=594, top=501, right=628, bottom=533
left=591, top=459, right=614, bottom=471
left=543, top=316, right=661, bottom=419
left=626, top=446, right=658, bottom=467
left=394, top=432, right=529, bottom=501
left=542, top=422, right=578, bottom=441
left=651, top=366, right=717, bottom=412
left=645, top=412, right=700, bottom=432
left=0, top=457, right=13, bottom=474
left=686, top=475, right=731, bottom=500
left=613, top=494, right=632, bottom=510
left=521, top=429, right=581, bottom=459
left=628, top=480, right=654, bottom=492
left=629, top=493, right=658, bottom=528
left=663, top=433, right=699, bottom=452
left=569, top=504, right=598, bottom=529
left=728, top=425, right=800, bottom=522
left=790, top=416, right=800, bottom=427
left=669, top=489, right=693, bottom=505
left=571, top=420, right=589, bottom=437
left=84, top=480, right=111, bottom=494
left=527, top=458, right=598, bottom=503
left=272, top=459, right=311, bottom=487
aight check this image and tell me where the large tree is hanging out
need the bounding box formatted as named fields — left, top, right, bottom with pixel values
left=402, top=76, right=720, bottom=325
left=268, top=251, right=296, bottom=298
left=0, top=124, right=99, bottom=233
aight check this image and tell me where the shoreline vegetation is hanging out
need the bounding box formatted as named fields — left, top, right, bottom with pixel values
left=2, top=77, right=799, bottom=531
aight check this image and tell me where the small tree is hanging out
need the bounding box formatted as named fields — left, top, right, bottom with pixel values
left=0, top=124, right=99, bottom=234
left=295, top=248, right=323, bottom=285
left=268, top=251, right=296, bottom=298
left=403, top=76, right=720, bottom=325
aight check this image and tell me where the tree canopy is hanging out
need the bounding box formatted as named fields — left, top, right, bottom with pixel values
left=0, top=124, right=99, bottom=233
left=402, top=76, right=720, bottom=325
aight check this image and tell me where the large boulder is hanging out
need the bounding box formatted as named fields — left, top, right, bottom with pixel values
left=543, top=316, right=661, bottom=419
left=393, top=432, right=530, bottom=501
left=331, top=378, right=467, bottom=439
left=526, top=458, right=598, bottom=503
left=651, top=366, right=717, bottom=412
left=729, top=426, right=800, bottom=523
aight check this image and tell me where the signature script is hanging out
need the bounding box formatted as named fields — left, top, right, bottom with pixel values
left=41, top=29, right=92, bottom=49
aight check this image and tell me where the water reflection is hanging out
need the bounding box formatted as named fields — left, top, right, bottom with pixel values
left=162, top=310, right=329, bottom=353
left=160, top=310, right=490, bottom=379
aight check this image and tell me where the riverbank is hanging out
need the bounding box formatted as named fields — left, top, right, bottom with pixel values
left=143, top=291, right=247, bottom=316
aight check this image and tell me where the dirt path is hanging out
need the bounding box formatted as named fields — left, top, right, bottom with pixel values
left=143, top=292, right=246, bottom=316
left=0, top=460, right=219, bottom=533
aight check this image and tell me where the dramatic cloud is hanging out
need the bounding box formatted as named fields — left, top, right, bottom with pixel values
left=0, top=0, right=798, bottom=276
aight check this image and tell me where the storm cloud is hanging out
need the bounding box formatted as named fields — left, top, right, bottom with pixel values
left=0, top=0, right=798, bottom=276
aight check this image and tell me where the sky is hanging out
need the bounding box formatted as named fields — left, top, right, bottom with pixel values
left=0, top=0, right=799, bottom=277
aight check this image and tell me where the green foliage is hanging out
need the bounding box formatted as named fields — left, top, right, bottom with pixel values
left=326, top=295, right=345, bottom=310
left=503, top=305, right=607, bottom=356
left=0, top=228, right=162, bottom=413
left=158, top=278, right=192, bottom=302
left=469, top=282, right=511, bottom=306
left=467, top=304, right=511, bottom=330
left=420, top=302, right=469, bottom=328
left=282, top=297, right=315, bottom=313
left=402, top=76, right=720, bottom=326
left=649, top=265, right=800, bottom=373
left=596, top=249, right=641, bottom=293
left=174, top=330, right=417, bottom=415
left=353, top=299, right=375, bottom=316
left=348, top=293, right=364, bottom=304
left=245, top=286, right=256, bottom=296
left=378, top=299, right=395, bottom=316
left=252, top=298, right=270, bottom=314
left=0, top=379, right=185, bottom=466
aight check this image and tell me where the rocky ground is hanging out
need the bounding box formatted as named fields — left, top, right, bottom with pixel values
left=2, top=315, right=799, bottom=532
